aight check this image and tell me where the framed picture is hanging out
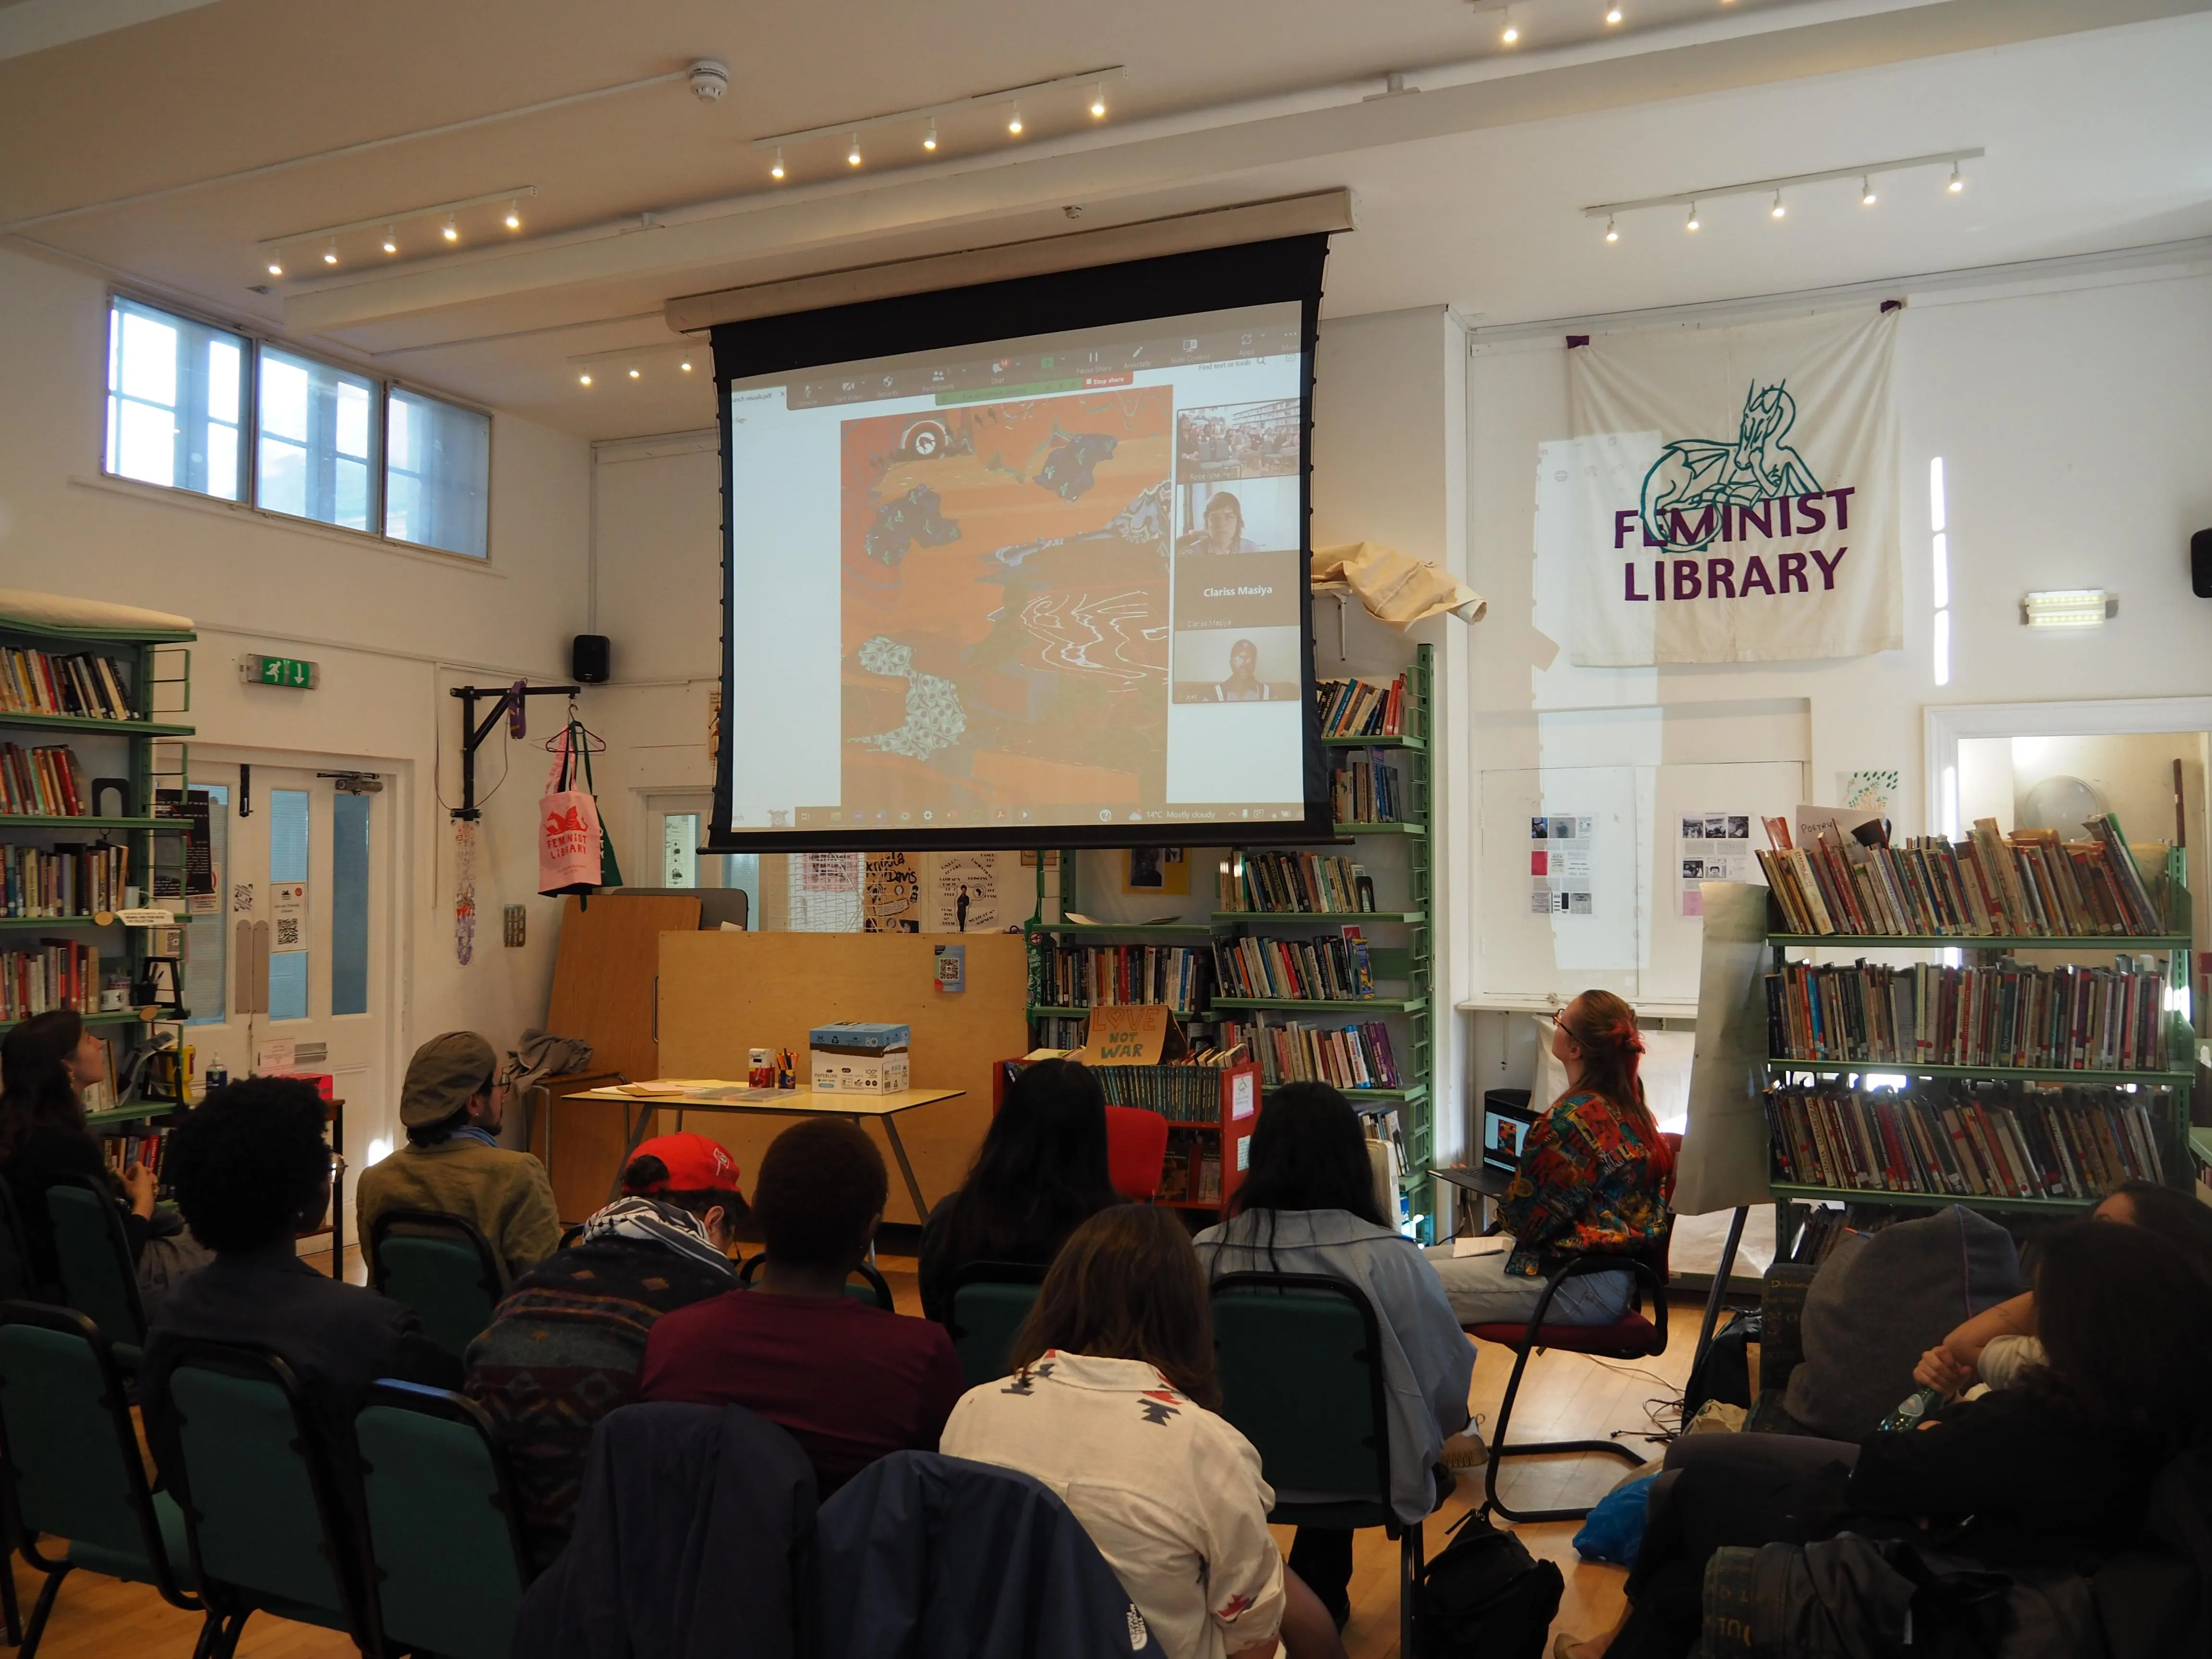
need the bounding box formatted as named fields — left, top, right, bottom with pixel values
left=1122, top=847, right=1190, bottom=895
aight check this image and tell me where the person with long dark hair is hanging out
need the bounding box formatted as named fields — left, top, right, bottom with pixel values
left=0, top=1009, right=210, bottom=1314
left=917, top=1058, right=1120, bottom=1323
left=942, top=1205, right=1349, bottom=1659
left=1192, top=1082, right=1472, bottom=1632
left=1426, top=989, right=1675, bottom=1328
left=1565, top=1218, right=2212, bottom=1659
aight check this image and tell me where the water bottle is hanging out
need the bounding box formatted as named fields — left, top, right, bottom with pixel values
left=1878, top=1385, right=1943, bottom=1433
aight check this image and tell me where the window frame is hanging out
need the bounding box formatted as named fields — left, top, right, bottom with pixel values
left=98, top=290, right=498, bottom=563
left=103, top=294, right=253, bottom=504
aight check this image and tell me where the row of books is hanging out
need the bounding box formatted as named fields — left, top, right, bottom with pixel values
left=1759, top=814, right=2164, bottom=937
left=1219, top=852, right=1377, bottom=915
left=0, top=743, right=92, bottom=817
left=1330, top=758, right=1404, bottom=825
left=1219, top=1017, right=1403, bottom=1092
left=1086, top=1063, right=1241, bottom=1123
left=1, top=941, right=102, bottom=1022
left=2, top=842, right=131, bottom=919
left=1212, top=933, right=1377, bottom=1003
left=99, top=1126, right=172, bottom=1178
left=1766, top=958, right=2176, bottom=1074
left=1784, top=1206, right=1857, bottom=1266
left=1033, top=945, right=1213, bottom=1012
left=1765, top=1082, right=2166, bottom=1201
left=1315, top=673, right=1407, bottom=738
left=1160, top=1140, right=1224, bottom=1203
left=0, top=649, right=134, bottom=722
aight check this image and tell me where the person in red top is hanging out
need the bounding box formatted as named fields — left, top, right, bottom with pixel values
left=638, top=1116, right=963, bottom=1494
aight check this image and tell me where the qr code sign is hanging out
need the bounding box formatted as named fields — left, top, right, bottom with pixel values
left=275, top=917, right=302, bottom=948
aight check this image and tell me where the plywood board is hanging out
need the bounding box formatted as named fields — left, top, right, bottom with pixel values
left=654, top=930, right=1030, bottom=1225
left=544, top=893, right=702, bottom=1085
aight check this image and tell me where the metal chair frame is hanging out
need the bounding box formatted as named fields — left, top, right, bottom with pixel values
left=736, top=1252, right=896, bottom=1311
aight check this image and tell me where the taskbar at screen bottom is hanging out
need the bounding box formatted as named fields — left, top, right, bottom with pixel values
left=747, top=803, right=1318, bottom=832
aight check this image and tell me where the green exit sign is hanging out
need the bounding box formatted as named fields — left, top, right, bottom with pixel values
left=240, top=654, right=318, bottom=689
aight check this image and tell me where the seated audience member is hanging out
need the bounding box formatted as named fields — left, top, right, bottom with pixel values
left=1193, top=1082, right=1471, bottom=1632
left=638, top=1117, right=962, bottom=1494
left=357, top=1031, right=561, bottom=1280
left=1916, top=1177, right=2212, bottom=1395
left=1561, top=1219, right=2212, bottom=1659
left=145, top=1077, right=459, bottom=1452
left=918, top=1058, right=1120, bottom=1323
left=941, top=1205, right=1347, bottom=1659
left=466, top=1132, right=745, bottom=1566
left=1423, top=990, right=1674, bottom=1328
left=0, top=1010, right=211, bottom=1317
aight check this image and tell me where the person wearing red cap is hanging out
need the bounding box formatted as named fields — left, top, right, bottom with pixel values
left=464, top=1131, right=746, bottom=1566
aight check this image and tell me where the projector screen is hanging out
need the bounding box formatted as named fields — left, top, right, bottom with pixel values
left=709, top=236, right=1330, bottom=852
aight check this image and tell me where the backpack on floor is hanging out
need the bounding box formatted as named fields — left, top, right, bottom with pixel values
left=1417, top=1507, right=1564, bottom=1659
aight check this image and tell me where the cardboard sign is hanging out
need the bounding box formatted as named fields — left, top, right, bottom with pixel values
left=1076, top=1004, right=1180, bottom=1066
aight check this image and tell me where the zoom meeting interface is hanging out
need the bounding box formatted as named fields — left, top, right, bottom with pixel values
left=723, top=302, right=1308, bottom=835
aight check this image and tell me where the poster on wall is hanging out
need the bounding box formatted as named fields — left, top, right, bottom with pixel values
left=1530, top=815, right=1597, bottom=916
left=931, top=852, right=1001, bottom=932
left=863, top=852, right=922, bottom=932
left=1676, top=812, right=1754, bottom=916
left=1551, top=308, right=1901, bottom=666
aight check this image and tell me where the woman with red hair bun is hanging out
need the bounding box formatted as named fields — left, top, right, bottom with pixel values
left=1426, top=989, right=1674, bottom=1327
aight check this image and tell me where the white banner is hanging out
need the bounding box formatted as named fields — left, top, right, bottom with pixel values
left=1552, top=308, right=1901, bottom=665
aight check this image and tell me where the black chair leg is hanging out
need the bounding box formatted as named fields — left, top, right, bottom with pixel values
left=17, top=1563, right=69, bottom=1658
left=1398, top=1519, right=1424, bottom=1659
left=1482, top=1342, right=1651, bottom=1525
left=1, top=1548, right=22, bottom=1647
left=208, top=1609, right=252, bottom=1659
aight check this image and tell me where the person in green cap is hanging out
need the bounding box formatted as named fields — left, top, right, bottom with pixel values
left=358, top=1031, right=561, bottom=1280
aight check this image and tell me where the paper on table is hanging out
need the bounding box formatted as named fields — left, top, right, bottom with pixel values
left=1451, top=1233, right=1512, bottom=1258
left=615, top=1079, right=728, bottom=1096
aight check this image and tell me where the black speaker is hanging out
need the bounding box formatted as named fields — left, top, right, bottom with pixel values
left=571, top=634, right=611, bottom=684
left=2194, top=529, right=2212, bottom=599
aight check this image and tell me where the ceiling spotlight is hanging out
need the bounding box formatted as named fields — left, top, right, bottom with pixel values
left=504, top=200, right=521, bottom=230
left=266, top=260, right=283, bottom=276
left=1606, top=6, right=1623, bottom=22
left=442, top=216, right=458, bottom=241
left=578, top=373, right=592, bottom=386
left=1862, top=178, right=1877, bottom=205
left=1090, top=83, right=1106, bottom=118
left=1686, top=203, right=1700, bottom=231
left=1501, top=7, right=1519, bottom=44
left=1007, top=102, right=1023, bottom=136
left=1770, top=190, right=1786, bottom=218
left=322, top=240, right=337, bottom=265
left=680, top=360, right=693, bottom=372
left=847, top=132, right=862, bottom=167
left=382, top=225, right=397, bottom=253
left=1604, top=215, right=1618, bottom=243
left=628, top=368, right=640, bottom=379
left=1948, top=161, right=1965, bottom=193
left=770, top=146, right=786, bottom=179
left=923, top=119, right=937, bottom=151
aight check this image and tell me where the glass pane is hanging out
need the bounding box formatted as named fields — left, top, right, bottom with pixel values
left=186, top=784, right=229, bottom=1026
left=720, top=852, right=759, bottom=927
left=383, top=386, right=489, bottom=558
left=256, top=347, right=380, bottom=529
left=105, top=297, right=249, bottom=501
left=268, top=950, right=308, bottom=1022
left=270, top=789, right=309, bottom=882
left=661, top=814, right=698, bottom=887
left=331, top=793, right=370, bottom=1017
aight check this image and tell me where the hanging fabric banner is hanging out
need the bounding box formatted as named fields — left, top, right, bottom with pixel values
left=1553, top=307, right=1901, bottom=666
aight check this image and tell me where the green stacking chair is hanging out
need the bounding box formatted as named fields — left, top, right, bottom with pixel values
left=738, top=1251, right=896, bottom=1310
left=354, top=1381, right=534, bottom=1659
left=148, top=1339, right=376, bottom=1659
left=0, top=1177, right=42, bottom=1302
left=367, top=1208, right=505, bottom=1358
left=946, top=1262, right=1047, bottom=1389
left=0, top=1302, right=202, bottom=1655
left=1212, top=1272, right=1436, bottom=1659
left=44, top=1177, right=147, bottom=1368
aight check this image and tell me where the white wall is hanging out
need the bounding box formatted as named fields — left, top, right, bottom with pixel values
left=0, top=242, right=593, bottom=1187
left=1463, top=267, right=2212, bottom=1121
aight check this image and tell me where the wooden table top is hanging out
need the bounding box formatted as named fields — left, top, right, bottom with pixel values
left=567, top=1083, right=963, bottom=1118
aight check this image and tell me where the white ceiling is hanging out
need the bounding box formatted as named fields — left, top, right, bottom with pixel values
left=4, top=0, right=2208, bottom=440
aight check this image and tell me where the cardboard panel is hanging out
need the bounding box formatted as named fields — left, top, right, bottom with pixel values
left=544, top=893, right=701, bottom=1085
left=650, top=930, right=1030, bottom=1226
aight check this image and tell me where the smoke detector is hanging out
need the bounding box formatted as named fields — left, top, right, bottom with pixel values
left=689, top=60, right=730, bottom=102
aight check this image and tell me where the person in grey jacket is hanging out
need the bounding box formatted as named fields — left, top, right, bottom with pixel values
left=1193, top=1082, right=1474, bottom=1630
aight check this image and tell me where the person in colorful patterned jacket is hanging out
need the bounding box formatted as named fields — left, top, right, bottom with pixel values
left=1425, top=988, right=1675, bottom=1327
left=464, top=1132, right=744, bottom=1568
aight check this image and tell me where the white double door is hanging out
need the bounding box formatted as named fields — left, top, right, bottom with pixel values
left=184, top=757, right=393, bottom=1226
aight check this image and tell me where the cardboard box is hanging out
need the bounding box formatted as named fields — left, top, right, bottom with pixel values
left=809, top=1022, right=911, bottom=1093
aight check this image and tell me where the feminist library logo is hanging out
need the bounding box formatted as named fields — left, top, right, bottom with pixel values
left=1614, top=381, right=1858, bottom=603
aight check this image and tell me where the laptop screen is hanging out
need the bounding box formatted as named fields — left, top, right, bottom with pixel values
left=1480, top=1101, right=1540, bottom=1175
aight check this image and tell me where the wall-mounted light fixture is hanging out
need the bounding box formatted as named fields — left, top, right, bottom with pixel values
left=2022, top=589, right=2117, bottom=628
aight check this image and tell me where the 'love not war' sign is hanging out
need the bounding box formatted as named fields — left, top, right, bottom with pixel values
left=1548, top=307, right=1902, bottom=666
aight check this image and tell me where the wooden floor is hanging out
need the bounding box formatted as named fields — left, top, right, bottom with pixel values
left=15, top=1246, right=1697, bottom=1658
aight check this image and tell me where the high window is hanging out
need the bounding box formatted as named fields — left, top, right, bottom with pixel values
left=105, top=297, right=248, bottom=501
